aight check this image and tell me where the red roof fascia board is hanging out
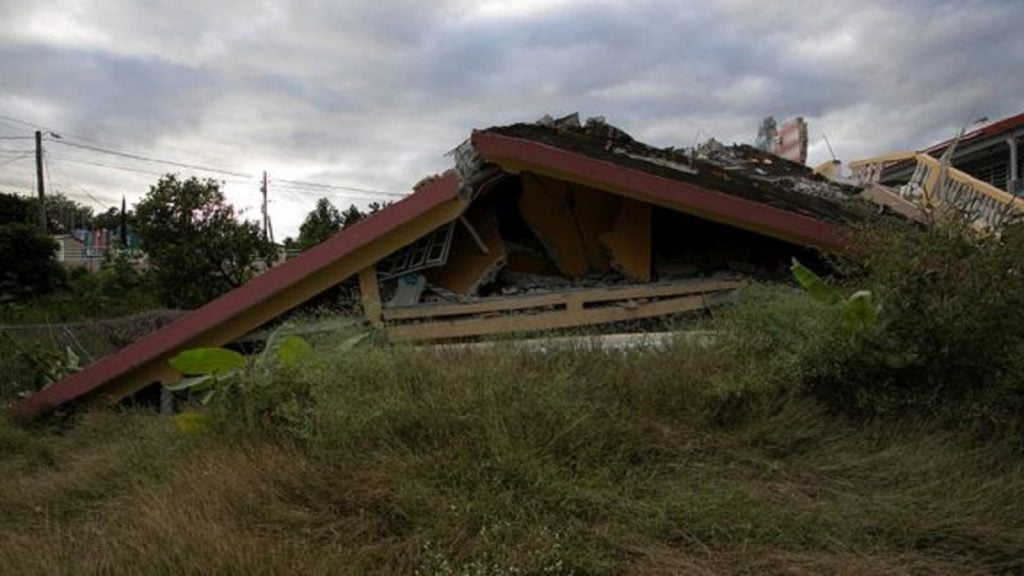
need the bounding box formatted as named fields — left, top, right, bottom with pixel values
left=471, top=131, right=849, bottom=252
left=14, top=173, right=462, bottom=421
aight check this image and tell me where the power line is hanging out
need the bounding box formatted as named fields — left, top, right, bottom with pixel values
left=0, top=112, right=254, bottom=179
left=0, top=150, right=34, bottom=158
left=0, top=108, right=226, bottom=162
left=0, top=110, right=409, bottom=202
left=45, top=153, right=109, bottom=208
left=48, top=153, right=170, bottom=178
left=51, top=140, right=254, bottom=178
left=272, top=182, right=404, bottom=202
left=0, top=114, right=42, bottom=131
left=274, top=178, right=405, bottom=197
left=0, top=155, right=32, bottom=167
left=0, top=145, right=34, bottom=154
left=48, top=151, right=256, bottom=186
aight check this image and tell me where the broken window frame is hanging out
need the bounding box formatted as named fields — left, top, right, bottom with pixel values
left=376, top=221, right=456, bottom=280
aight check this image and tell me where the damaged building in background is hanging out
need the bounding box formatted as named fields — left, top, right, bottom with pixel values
left=17, top=113, right=898, bottom=419
left=846, top=112, right=1024, bottom=231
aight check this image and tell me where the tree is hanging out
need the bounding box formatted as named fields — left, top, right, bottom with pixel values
left=135, top=175, right=274, bottom=309
left=0, top=192, right=33, bottom=225
left=0, top=193, right=64, bottom=301
left=296, top=197, right=345, bottom=251
left=340, top=204, right=364, bottom=229
left=21, top=193, right=95, bottom=233
left=93, top=205, right=133, bottom=232
left=0, top=191, right=98, bottom=233
left=0, top=222, right=64, bottom=301
left=367, top=201, right=391, bottom=214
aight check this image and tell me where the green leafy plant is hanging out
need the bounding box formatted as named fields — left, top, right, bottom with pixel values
left=165, top=325, right=315, bottom=403
left=167, top=322, right=371, bottom=437
left=790, top=258, right=877, bottom=335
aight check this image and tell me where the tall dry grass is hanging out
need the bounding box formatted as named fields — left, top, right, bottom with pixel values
left=2, top=333, right=1023, bottom=574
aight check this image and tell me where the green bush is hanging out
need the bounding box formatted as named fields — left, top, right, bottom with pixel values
left=713, top=217, right=1024, bottom=437
left=823, top=219, right=1024, bottom=431
left=0, top=251, right=159, bottom=324
left=0, top=223, right=65, bottom=301
left=705, top=284, right=855, bottom=424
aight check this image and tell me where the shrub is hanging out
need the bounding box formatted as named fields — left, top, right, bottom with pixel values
left=821, top=219, right=1024, bottom=432
left=0, top=223, right=65, bottom=301
left=708, top=214, right=1024, bottom=438
left=709, top=285, right=834, bottom=395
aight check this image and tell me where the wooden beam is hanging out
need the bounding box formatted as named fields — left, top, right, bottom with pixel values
left=386, top=293, right=713, bottom=342
left=359, top=267, right=383, bottom=328
left=383, top=279, right=745, bottom=321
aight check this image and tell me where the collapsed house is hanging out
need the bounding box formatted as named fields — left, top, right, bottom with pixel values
left=15, top=114, right=885, bottom=421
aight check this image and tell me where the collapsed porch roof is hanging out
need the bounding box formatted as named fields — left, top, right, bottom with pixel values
left=14, top=116, right=873, bottom=421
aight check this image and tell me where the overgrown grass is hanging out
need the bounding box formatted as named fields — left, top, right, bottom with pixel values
left=6, top=215, right=1024, bottom=573
left=3, top=327, right=1023, bottom=574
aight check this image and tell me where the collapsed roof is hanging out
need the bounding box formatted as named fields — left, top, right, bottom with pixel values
left=14, top=114, right=885, bottom=421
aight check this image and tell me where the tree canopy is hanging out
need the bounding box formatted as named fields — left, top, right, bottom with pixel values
left=291, top=199, right=394, bottom=252
left=0, top=222, right=64, bottom=301
left=135, top=175, right=274, bottom=309
left=295, top=198, right=345, bottom=251
left=0, top=193, right=64, bottom=301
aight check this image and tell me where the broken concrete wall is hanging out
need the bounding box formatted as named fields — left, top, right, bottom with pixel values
left=423, top=202, right=507, bottom=295
left=598, top=198, right=651, bottom=283
left=518, top=173, right=621, bottom=278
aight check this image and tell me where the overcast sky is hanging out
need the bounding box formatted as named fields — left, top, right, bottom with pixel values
left=1, top=0, right=1021, bottom=238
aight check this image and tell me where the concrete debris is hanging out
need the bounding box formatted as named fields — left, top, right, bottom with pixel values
left=373, top=113, right=898, bottom=337
left=612, top=147, right=699, bottom=174
left=449, top=139, right=500, bottom=200
left=537, top=112, right=581, bottom=130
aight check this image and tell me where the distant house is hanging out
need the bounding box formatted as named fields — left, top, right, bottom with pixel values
left=52, top=228, right=146, bottom=271
left=53, top=233, right=102, bottom=271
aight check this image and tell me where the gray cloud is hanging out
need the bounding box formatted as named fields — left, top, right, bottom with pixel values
left=0, top=0, right=1021, bottom=236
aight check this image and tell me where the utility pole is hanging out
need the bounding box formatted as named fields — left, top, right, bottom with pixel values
left=261, top=170, right=269, bottom=241
left=35, top=130, right=45, bottom=232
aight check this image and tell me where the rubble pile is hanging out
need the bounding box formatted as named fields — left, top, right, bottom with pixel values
left=377, top=113, right=881, bottom=309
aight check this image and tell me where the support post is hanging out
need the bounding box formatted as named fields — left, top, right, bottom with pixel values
left=1009, top=136, right=1019, bottom=195
left=358, top=266, right=383, bottom=328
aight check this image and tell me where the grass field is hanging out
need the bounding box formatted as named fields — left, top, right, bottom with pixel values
left=2, top=324, right=1022, bottom=575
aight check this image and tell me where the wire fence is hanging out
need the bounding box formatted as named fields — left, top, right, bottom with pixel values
left=0, top=310, right=185, bottom=399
